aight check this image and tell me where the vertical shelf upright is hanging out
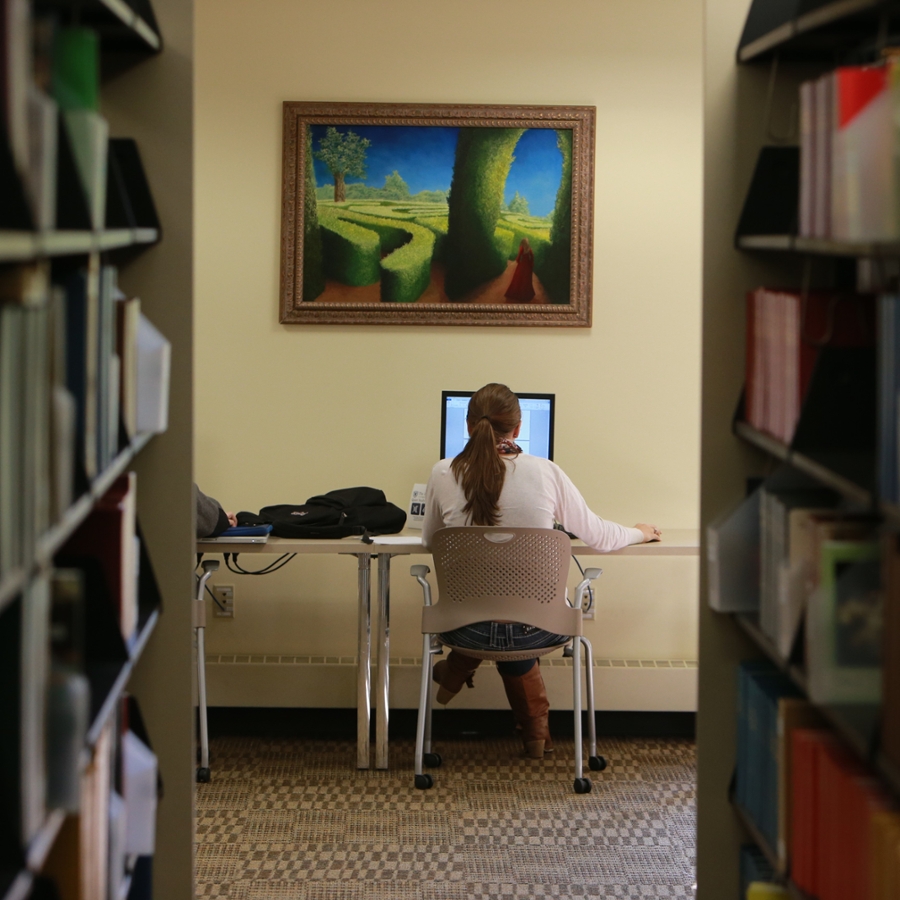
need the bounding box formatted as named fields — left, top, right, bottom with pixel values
left=699, top=1, right=900, bottom=897
left=0, top=0, right=194, bottom=897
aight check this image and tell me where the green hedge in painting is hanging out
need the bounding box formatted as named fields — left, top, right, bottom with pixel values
left=443, top=127, right=525, bottom=300
left=319, top=214, right=381, bottom=286
left=325, top=209, right=437, bottom=303
left=303, top=130, right=326, bottom=301
left=535, top=129, right=573, bottom=304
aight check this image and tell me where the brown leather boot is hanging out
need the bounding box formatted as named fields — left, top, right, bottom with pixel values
left=500, top=664, right=551, bottom=759
left=432, top=651, right=482, bottom=705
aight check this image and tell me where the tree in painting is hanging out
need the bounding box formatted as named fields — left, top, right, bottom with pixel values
left=508, top=191, right=530, bottom=215
left=382, top=170, right=411, bottom=199
left=314, top=127, right=371, bottom=202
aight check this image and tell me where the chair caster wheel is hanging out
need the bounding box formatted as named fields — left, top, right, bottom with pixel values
left=414, top=773, right=434, bottom=790
left=588, top=755, right=607, bottom=771
left=423, top=752, right=442, bottom=768
left=196, top=767, right=211, bottom=783
left=573, top=777, right=592, bottom=794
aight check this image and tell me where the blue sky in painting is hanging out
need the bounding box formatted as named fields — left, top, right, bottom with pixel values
left=310, top=125, right=564, bottom=217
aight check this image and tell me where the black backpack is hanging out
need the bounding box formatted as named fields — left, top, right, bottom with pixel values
left=237, top=486, right=406, bottom=539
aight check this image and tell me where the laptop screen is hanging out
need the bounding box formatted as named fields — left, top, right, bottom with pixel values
left=440, top=391, right=555, bottom=460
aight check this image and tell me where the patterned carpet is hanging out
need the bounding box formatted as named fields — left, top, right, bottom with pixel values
left=195, top=733, right=696, bottom=898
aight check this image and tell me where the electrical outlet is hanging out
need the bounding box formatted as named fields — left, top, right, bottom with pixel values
left=213, top=584, right=234, bottom=618
left=581, top=591, right=595, bottom=620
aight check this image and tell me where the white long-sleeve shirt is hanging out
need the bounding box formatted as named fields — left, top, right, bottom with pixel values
left=421, top=455, right=644, bottom=552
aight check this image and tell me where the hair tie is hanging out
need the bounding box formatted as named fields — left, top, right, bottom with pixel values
left=480, top=415, right=491, bottom=421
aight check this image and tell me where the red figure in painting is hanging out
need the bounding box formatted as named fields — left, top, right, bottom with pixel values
left=504, top=238, right=535, bottom=302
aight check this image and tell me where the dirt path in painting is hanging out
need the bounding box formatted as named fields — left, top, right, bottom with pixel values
left=315, top=260, right=550, bottom=305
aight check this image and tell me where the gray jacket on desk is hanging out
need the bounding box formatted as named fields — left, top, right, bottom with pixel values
left=195, top=483, right=229, bottom=538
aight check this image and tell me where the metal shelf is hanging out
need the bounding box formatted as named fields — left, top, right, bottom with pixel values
left=737, top=0, right=890, bottom=63
left=737, top=234, right=900, bottom=257
left=733, top=421, right=874, bottom=508
left=0, top=228, right=159, bottom=263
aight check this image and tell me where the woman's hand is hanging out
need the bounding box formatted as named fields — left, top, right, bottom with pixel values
left=635, top=523, right=661, bottom=542
left=226, top=511, right=238, bottom=528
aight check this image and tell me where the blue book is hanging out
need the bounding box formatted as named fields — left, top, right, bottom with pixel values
left=736, top=660, right=775, bottom=814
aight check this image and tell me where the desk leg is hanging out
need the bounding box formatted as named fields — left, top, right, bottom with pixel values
left=356, top=552, right=372, bottom=769
left=375, top=553, right=391, bottom=770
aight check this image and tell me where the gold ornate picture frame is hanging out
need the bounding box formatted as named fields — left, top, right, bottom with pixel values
left=280, top=101, right=595, bottom=327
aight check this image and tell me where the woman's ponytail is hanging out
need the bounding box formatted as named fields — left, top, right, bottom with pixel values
left=449, top=384, right=521, bottom=526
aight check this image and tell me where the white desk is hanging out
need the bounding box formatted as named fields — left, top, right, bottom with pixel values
left=197, top=529, right=699, bottom=769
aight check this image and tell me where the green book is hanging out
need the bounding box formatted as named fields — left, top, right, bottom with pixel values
left=52, top=27, right=99, bottom=112
left=807, top=538, right=882, bottom=705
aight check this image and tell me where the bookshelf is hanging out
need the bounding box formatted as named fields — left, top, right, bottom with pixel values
left=0, top=0, right=193, bottom=898
left=700, top=0, right=900, bottom=897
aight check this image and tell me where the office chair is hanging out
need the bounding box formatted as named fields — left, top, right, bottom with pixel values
left=194, top=558, right=219, bottom=782
left=410, top=526, right=605, bottom=794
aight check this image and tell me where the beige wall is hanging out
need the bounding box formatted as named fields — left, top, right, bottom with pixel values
left=194, top=0, right=703, bottom=708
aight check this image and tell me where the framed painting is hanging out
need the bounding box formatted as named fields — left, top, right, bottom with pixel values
left=280, top=102, right=595, bottom=326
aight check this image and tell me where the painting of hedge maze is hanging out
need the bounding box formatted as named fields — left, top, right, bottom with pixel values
left=302, top=123, right=574, bottom=307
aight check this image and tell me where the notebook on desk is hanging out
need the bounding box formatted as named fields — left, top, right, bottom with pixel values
left=200, top=524, right=272, bottom=543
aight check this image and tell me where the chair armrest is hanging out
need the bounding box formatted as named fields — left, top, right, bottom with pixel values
left=410, top=564, right=433, bottom=606
left=574, top=567, right=602, bottom=613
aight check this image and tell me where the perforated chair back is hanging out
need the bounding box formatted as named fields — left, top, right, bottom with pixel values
left=423, top=526, right=582, bottom=639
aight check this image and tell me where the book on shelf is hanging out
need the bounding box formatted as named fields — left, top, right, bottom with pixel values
left=51, top=27, right=100, bottom=114
left=0, top=299, right=24, bottom=578
left=815, top=735, right=888, bottom=900
left=46, top=569, right=90, bottom=814
left=43, top=718, right=113, bottom=900
left=21, top=572, right=51, bottom=845
left=26, top=84, right=58, bottom=231
left=0, top=261, right=54, bottom=575
left=735, top=661, right=802, bottom=858
left=706, top=485, right=761, bottom=613
left=61, top=109, right=107, bottom=231
left=116, top=295, right=141, bottom=441
left=97, top=265, right=120, bottom=470
left=813, top=71, right=832, bottom=239
left=107, top=790, right=126, bottom=899
left=831, top=63, right=898, bottom=243
left=806, top=536, right=882, bottom=705
left=880, top=532, right=900, bottom=772
left=49, top=287, right=75, bottom=523
left=135, top=311, right=170, bottom=434
left=122, top=727, right=157, bottom=855
left=58, top=473, right=138, bottom=644
left=798, top=61, right=900, bottom=242
left=799, top=78, right=815, bottom=238
left=744, top=288, right=876, bottom=446
left=2, top=0, right=34, bottom=206
left=64, top=259, right=100, bottom=483
left=877, top=294, right=900, bottom=504
left=758, top=482, right=838, bottom=655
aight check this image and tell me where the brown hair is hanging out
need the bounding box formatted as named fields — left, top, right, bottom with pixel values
left=449, top=383, right=521, bottom=526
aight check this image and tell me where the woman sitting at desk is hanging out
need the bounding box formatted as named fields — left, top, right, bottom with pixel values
left=195, top=483, right=237, bottom=538
left=422, top=383, right=660, bottom=759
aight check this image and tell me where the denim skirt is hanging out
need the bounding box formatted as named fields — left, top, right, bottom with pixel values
left=438, top=621, right=570, bottom=653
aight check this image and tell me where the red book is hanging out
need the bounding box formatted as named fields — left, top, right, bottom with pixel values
left=817, top=737, right=864, bottom=900
left=745, top=289, right=876, bottom=443
left=791, top=728, right=828, bottom=893
left=58, top=472, right=137, bottom=642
